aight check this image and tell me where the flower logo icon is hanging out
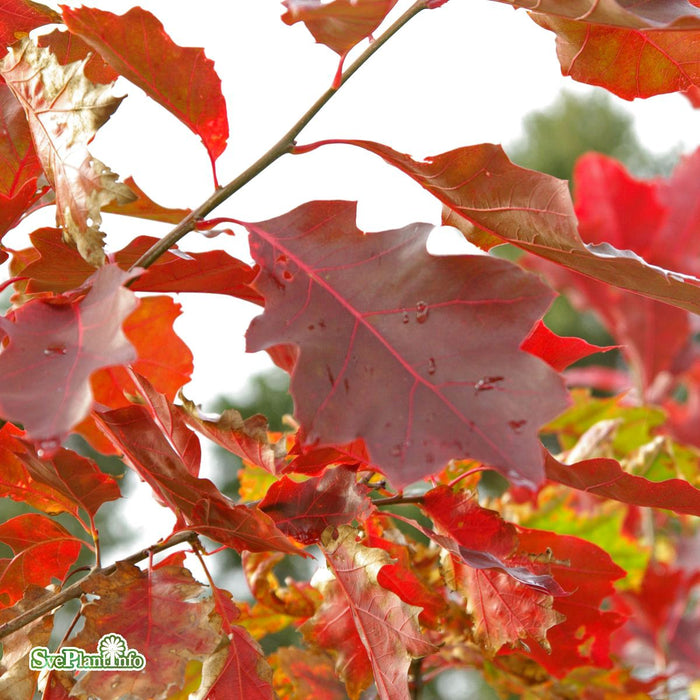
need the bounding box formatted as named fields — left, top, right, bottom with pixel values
left=98, top=633, right=127, bottom=666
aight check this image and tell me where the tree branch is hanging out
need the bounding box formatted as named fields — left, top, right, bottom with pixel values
left=0, top=530, right=199, bottom=640
left=128, top=0, right=428, bottom=272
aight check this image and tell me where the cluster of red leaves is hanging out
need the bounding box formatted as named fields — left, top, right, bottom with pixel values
left=0, top=1, right=698, bottom=699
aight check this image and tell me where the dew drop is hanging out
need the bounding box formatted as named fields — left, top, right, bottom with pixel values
left=37, top=438, right=61, bottom=459
left=484, top=170, right=492, bottom=178
left=282, top=270, right=294, bottom=281
left=508, top=419, right=527, bottom=434
left=43, top=344, right=67, bottom=356
left=415, top=301, right=429, bottom=324
left=427, top=357, right=437, bottom=375
left=401, top=310, right=410, bottom=324
left=474, top=376, right=504, bottom=393
left=391, top=444, right=403, bottom=458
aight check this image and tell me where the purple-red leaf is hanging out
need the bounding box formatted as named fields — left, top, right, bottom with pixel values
left=62, top=5, right=229, bottom=168
left=0, top=264, right=137, bottom=446
left=260, top=466, right=372, bottom=544
left=245, top=200, right=568, bottom=489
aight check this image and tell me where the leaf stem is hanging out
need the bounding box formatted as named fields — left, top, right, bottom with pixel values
left=373, top=494, right=425, bottom=507
left=129, top=0, right=429, bottom=272
left=0, top=530, right=199, bottom=640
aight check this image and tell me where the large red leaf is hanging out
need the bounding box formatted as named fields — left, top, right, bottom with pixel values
left=1, top=37, right=134, bottom=265
left=95, top=402, right=300, bottom=555
left=531, top=13, right=700, bottom=100
left=69, top=563, right=221, bottom=700
left=306, top=526, right=436, bottom=700
left=62, top=6, right=229, bottom=168
left=245, top=200, right=568, bottom=489
left=294, top=141, right=700, bottom=315
left=103, top=176, right=191, bottom=224
left=260, top=466, right=372, bottom=544
left=0, top=0, right=59, bottom=50
left=544, top=451, right=700, bottom=516
left=0, top=264, right=137, bottom=447
left=281, top=0, right=398, bottom=56
left=0, top=514, right=82, bottom=607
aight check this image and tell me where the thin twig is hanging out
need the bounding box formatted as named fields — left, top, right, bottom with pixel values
left=373, top=494, right=425, bottom=507
left=128, top=0, right=429, bottom=273
left=0, top=530, right=199, bottom=640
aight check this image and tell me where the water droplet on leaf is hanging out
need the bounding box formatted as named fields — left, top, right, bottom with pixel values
left=37, top=439, right=61, bottom=458
left=43, top=344, right=67, bottom=356
left=391, top=444, right=403, bottom=457
left=474, top=376, right=504, bottom=393
left=427, top=357, right=436, bottom=375
left=415, top=301, right=429, bottom=323
left=402, top=310, right=409, bottom=324
left=508, top=419, right=526, bottom=433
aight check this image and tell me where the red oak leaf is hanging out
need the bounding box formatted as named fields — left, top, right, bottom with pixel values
left=11, top=437, right=120, bottom=520
left=178, top=396, right=284, bottom=474
left=294, top=140, right=700, bottom=314
left=496, top=0, right=700, bottom=29
left=529, top=152, right=700, bottom=392
left=245, top=200, right=568, bottom=489
left=0, top=83, right=42, bottom=239
left=70, top=563, right=221, bottom=700
left=611, top=560, right=700, bottom=677
left=521, top=320, right=617, bottom=372
left=510, top=528, right=627, bottom=674
left=531, top=13, right=700, bottom=100
left=259, top=466, right=373, bottom=544
left=303, top=526, right=436, bottom=700
left=62, top=6, right=229, bottom=170
left=95, top=401, right=300, bottom=555
left=1, top=37, right=134, bottom=265
left=281, top=0, right=398, bottom=55
left=0, top=587, right=55, bottom=698
left=14, top=228, right=261, bottom=302
left=0, top=514, right=82, bottom=607
left=269, top=647, right=346, bottom=700
left=422, top=486, right=566, bottom=595
left=0, top=264, right=137, bottom=447
left=451, top=564, right=564, bottom=654
left=0, top=0, right=60, bottom=51
left=37, top=27, right=118, bottom=84
left=544, top=451, right=700, bottom=516
left=103, top=177, right=192, bottom=224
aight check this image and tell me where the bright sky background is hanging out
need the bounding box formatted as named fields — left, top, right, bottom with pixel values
left=7, top=1, right=699, bottom=566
